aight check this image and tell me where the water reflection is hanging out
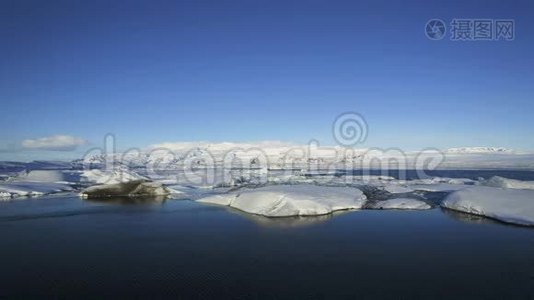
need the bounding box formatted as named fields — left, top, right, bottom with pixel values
left=441, top=207, right=500, bottom=226
left=83, top=195, right=168, bottom=205
left=225, top=207, right=353, bottom=228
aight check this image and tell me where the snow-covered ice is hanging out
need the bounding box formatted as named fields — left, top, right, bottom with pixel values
left=80, top=169, right=147, bottom=184
left=480, top=176, right=534, bottom=190
left=80, top=180, right=172, bottom=198
left=197, top=184, right=367, bottom=217
left=382, top=184, right=415, bottom=194
left=0, top=168, right=147, bottom=199
left=0, top=181, right=73, bottom=198
left=408, top=184, right=471, bottom=192
left=12, top=169, right=145, bottom=185
left=368, top=198, right=431, bottom=210
left=442, top=186, right=534, bottom=226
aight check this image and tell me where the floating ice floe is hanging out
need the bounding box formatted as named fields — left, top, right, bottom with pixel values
left=80, top=169, right=147, bottom=184
left=408, top=184, right=470, bottom=192
left=479, top=176, right=534, bottom=190
left=80, top=179, right=173, bottom=198
left=441, top=186, right=534, bottom=226
left=18, top=170, right=81, bottom=183
left=367, top=198, right=431, bottom=210
left=13, top=168, right=146, bottom=185
left=382, top=184, right=415, bottom=194
left=0, top=181, right=73, bottom=198
left=197, top=184, right=367, bottom=217
left=0, top=168, right=147, bottom=199
left=402, top=177, right=476, bottom=186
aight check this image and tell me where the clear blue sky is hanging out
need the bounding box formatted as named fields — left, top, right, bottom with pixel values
left=1, top=0, right=533, bottom=160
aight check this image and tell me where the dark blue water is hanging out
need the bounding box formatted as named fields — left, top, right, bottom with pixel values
left=1, top=195, right=533, bottom=299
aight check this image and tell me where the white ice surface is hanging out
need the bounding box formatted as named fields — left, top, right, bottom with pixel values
left=80, top=180, right=171, bottom=198
left=197, top=184, right=367, bottom=217
left=1, top=168, right=147, bottom=198
left=368, top=198, right=431, bottom=210
left=13, top=169, right=145, bottom=185
left=382, top=184, right=415, bottom=194
left=480, top=176, right=534, bottom=190
left=408, top=184, right=471, bottom=192
left=442, top=186, right=534, bottom=226
left=80, top=169, right=146, bottom=184
left=0, top=181, right=73, bottom=198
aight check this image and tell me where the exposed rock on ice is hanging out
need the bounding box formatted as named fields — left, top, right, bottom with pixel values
left=197, top=184, right=367, bottom=217
left=80, top=180, right=172, bottom=198
left=367, top=198, right=431, bottom=210
left=0, top=168, right=147, bottom=199
left=441, top=186, right=534, bottom=226
left=480, top=176, right=534, bottom=190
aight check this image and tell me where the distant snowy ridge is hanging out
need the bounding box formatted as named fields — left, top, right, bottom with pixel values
left=83, top=144, right=534, bottom=170
left=13, top=142, right=532, bottom=171
left=445, top=147, right=513, bottom=154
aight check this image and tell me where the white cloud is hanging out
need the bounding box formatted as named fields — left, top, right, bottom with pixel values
left=21, top=135, right=87, bottom=151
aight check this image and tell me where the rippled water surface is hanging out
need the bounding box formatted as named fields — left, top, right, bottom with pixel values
left=1, top=194, right=534, bottom=298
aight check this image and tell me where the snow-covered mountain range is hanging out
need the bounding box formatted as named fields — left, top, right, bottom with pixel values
left=445, top=147, right=513, bottom=154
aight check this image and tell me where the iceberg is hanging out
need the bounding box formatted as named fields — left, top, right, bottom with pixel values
left=13, top=168, right=146, bottom=185
left=382, top=184, right=414, bottom=194
left=79, top=169, right=147, bottom=184
left=80, top=180, right=172, bottom=198
left=197, top=184, right=367, bottom=217
left=18, top=170, right=83, bottom=183
left=367, top=198, right=431, bottom=210
left=0, top=181, right=73, bottom=198
left=0, top=168, right=149, bottom=199
left=441, top=186, right=534, bottom=226
left=408, top=184, right=470, bottom=192
left=480, top=176, right=534, bottom=190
